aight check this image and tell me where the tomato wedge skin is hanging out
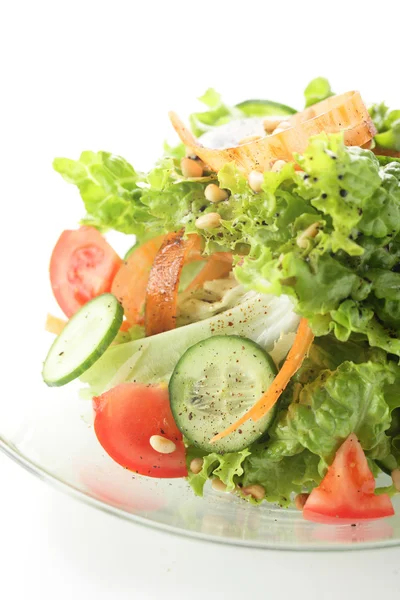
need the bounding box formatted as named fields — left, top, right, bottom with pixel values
left=50, top=226, right=122, bottom=318
left=303, top=434, right=394, bottom=524
left=93, top=383, right=187, bottom=479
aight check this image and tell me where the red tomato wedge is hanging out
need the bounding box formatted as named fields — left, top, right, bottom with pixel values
left=50, top=227, right=122, bottom=318
left=303, top=434, right=394, bottom=524
left=93, top=383, right=187, bottom=479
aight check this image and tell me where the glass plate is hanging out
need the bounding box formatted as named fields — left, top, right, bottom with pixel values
left=1, top=310, right=400, bottom=551
left=2, top=198, right=400, bottom=551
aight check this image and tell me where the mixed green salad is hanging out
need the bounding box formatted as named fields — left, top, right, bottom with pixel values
left=43, top=78, right=400, bottom=524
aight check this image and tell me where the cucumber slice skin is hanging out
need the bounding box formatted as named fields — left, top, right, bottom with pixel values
left=236, top=99, right=297, bottom=118
left=42, top=293, right=123, bottom=387
left=169, top=335, right=277, bottom=454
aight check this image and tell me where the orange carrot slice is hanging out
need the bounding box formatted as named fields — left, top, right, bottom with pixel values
left=186, top=252, right=232, bottom=292
left=373, top=147, right=400, bottom=158
left=119, top=320, right=133, bottom=332
left=145, top=231, right=202, bottom=336
left=45, top=314, right=67, bottom=335
left=210, top=318, right=314, bottom=444
left=169, top=91, right=376, bottom=174
left=111, top=236, right=166, bottom=325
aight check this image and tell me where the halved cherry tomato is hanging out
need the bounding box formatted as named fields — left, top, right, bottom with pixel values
left=93, top=383, right=187, bottom=478
left=50, top=226, right=122, bottom=317
left=303, top=433, right=394, bottom=524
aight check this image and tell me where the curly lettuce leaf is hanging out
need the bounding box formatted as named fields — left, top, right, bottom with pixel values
left=186, top=444, right=321, bottom=506
left=186, top=446, right=250, bottom=496
left=55, top=129, right=400, bottom=358
left=296, top=140, right=381, bottom=237
left=53, top=151, right=152, bottom=236
left=273, top=362, right=397, bottom=467
left=240, top=449, right=321, bottom=507
left=330, top=300, right=400, bottom=355
left=370, top=102, right=400, bottom=151
left=228, top=136, right=400, bottom=355
left=265, top=338, right=388, bottom=459
left=304, top=77, right=334, bottom=108
left=189, top=89, right=240, bottom=136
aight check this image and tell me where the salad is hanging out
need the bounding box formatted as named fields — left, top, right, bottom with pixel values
left=43, top=77, right=400, bottom=525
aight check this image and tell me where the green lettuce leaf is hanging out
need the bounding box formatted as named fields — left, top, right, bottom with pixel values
left=275, top=361, right=397, bottom=465
left=240, top=449, right=321, bottom=506
left=186, top=446, right=250, bottom=496
left=304, top=77, right=334, bottom=107
left=376, top=155, right=400, bottom=167
left=189, top=89, right=240, bottom=136
left=369, top=102, right=400, bottom=151
left=53, top=151, right=152, bottom=236
left=235, top=99, right=296, bottom=117
left=265, top=336, right=388, bottom=460
left=228, top=135, right=400, bottom=356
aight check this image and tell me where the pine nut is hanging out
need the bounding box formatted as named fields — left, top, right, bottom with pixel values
left=297, top=221, right=320, bottom=248
left=204, top=183, right=229, bottom=203
left=294, top=493, right=310, bottom=510
left=149, top=435, right=176, bottom=454
left=263, top=117, right=284, bottom=134
left=239, top=135, right=262, bottom=145
left=181, top=157, right=203, bottom=178
left=212, top=478, right=227, bottom=492
left=248, top=170, right=264, bottom=193
left=392, top=468, right=400, bottom=492
left=195, top=212, right=222, bottom=230
left=242, top=484, right=265, bottom=500
left=271, top=159, right=287, bottom=172
left=190, top=457, right=204, bottom=474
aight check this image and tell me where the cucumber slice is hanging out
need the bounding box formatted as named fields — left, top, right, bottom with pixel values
left=169, top=335, right=277, bottom=453
left=42, top=293, right=123, bottom=387
left=236, top=99, right=296, bottom=118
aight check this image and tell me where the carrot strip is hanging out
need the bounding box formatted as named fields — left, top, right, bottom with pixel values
left=119, top=320, right=132, bottom=332
left=186, top=252, right=232, bottom=291
left=169, top=91, right=376, bottom=174
left=45, top=314, right=67, bottom=335
left=111, top=236, right=166, bottom=325
left=209, top=318, right=314, bottom=444
left=145, top=231, right=202, bottom=336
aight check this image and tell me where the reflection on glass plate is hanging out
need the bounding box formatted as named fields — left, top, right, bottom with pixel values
left=1, top=362, right=400, bottom=550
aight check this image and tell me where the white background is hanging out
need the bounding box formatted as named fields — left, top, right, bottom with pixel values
left=1, top=1, right=400, bottom=597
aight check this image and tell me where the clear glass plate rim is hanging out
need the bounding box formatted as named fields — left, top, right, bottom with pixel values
left=2, top=434, right=400, bottom=552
